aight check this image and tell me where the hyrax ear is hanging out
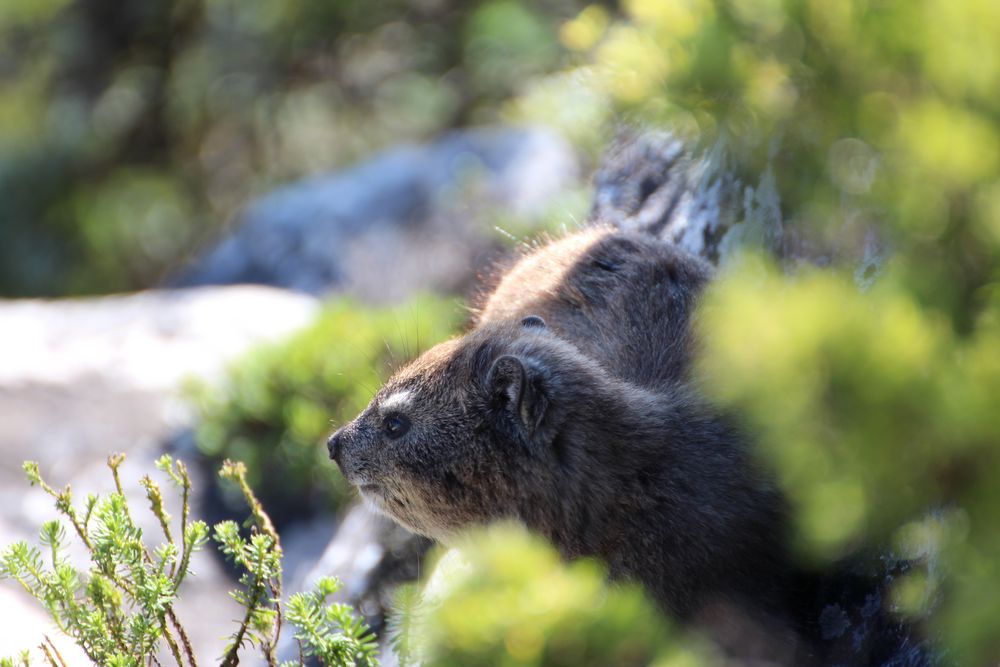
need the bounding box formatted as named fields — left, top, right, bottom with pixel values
left=487, top=354, right=549, bottom=443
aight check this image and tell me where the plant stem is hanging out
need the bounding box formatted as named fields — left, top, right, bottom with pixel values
left=167, top=608, right=198, bottom=667
left=220, top=584, right=265, bottom=667
left=37, top=643, right=59, bottom=667
left=159, top=617, right=186, bottom=667
left=42, top=637, right=67, bottom=667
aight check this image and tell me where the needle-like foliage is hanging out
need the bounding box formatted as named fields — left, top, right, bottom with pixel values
left=1, top=455, right=378, bottom=667
left=282, top=577, right=378, bottom=667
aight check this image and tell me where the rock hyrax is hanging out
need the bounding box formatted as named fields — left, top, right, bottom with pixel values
left=328, top=227, right=793, bottom=623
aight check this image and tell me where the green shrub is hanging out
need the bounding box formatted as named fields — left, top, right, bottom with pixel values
left=393, top=523, right=716, bottom=667
left=189, top=294, right=464, bottom=526
left=696, top=257, right=1000, bottom=665
left=0, top=455, right=376, bottom=667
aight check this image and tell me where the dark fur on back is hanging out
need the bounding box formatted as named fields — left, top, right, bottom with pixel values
left=476, top=226, right=711, bottom=386
left=330, top=227, right=810, bottom=660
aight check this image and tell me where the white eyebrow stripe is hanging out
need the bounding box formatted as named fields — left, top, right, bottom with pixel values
left=380, top=389, right=414, bottom=414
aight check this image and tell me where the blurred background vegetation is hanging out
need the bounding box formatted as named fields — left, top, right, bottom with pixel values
left=4, top=0, right=1000, bottom=664
left=0, top=0, right=591, bottom=297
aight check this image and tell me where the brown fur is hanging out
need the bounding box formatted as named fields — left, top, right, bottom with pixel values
left=476, top=226, right=711, bottom=386
left=329, top=227, right=809, bottom=659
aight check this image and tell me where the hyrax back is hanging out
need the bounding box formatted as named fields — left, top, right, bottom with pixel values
left=329, top=227, right=792, bottom=628
left=476, top=227, right=712, bottom=388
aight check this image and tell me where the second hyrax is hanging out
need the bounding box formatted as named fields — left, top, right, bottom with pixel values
left=328, top=226, right=795, bottom=624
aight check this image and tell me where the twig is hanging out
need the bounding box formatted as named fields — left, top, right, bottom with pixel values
left=141, top=475, right=173, bottom=545
left=177, top=461, right=191, bottom=555
left=23, top=462, right=93, bottom=551
left=42, top=636, right=68, bottom=667
left=220, top=460, right=284, bottom=661
left=107, top=454, right=129, bottom=510
left=92, top=456, right=187, bottom=665
left=172, top=461, right=195, bottom=589
left=37, top=642, right=59, bottom=667
left=167, top=607, right=198, bottom=667
left=221, top=584, right=265, bottom=667
left=159, top=617, right=186, bottom=667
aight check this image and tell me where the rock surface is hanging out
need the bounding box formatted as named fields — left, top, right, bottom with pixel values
left=0, top=285, right=318, bottom=390
left=592, top=131, right=886, bottom=280
left=591, top=131, right=746, bottom=260
left=178, top=126, right=579, bottom=301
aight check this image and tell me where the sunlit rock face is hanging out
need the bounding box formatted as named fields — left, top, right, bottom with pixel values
left=592, top=131, right=733, bottom=257
left=0, top=286, right=318, bottom=390
left=177, top=126, right=579, bottom=301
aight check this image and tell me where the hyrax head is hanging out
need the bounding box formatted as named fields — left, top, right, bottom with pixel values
left=327, top=315, right=583, bottom=541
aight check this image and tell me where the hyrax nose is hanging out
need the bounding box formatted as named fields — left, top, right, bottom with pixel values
left=327, top=428, right=345, bottom=467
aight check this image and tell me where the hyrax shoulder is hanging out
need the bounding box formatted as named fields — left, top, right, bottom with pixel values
left=329, top=227, right=792, bottom=627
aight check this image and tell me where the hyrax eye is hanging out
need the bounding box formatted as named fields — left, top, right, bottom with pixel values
left=383, top=414, right=411, bottom=439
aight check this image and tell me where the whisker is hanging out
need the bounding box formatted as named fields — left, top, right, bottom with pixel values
left=494, top=225, right=517, bottom=243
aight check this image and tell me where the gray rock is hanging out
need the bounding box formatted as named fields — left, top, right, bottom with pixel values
left=0, top=285, right=318, bottom=391
left=178, top=126, right=579, bottom=300
left=591, top=131, right=743, bottom=260
left=591, top=130, right=886, bottom=280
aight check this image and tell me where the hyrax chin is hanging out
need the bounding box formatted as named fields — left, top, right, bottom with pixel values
left=328, top=227, right=793, bottom=622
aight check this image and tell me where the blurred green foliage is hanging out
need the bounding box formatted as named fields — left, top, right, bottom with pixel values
left=189, top=294, right=463, bottom=526
left=509, top=1, right=1000, bottom=664
left=0, top=0, right=586, bottom=297
left=518, top=0, right=1000, bottom=328
left=697, top=258, right=1000, bottom=665
left=401, top=524, right=716, bottom=667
